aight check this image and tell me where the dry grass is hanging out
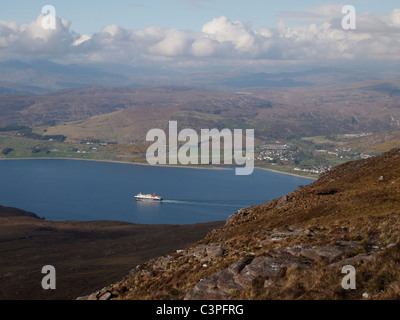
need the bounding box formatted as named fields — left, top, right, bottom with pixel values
left=0, top=206, right=223, bottom=300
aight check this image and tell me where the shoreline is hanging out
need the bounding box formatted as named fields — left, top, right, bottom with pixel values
left=0, top=157, right=229, bottom=171
left=256, top=166, right=317, bottom=180
left=0, top=157, right=317, bottom=180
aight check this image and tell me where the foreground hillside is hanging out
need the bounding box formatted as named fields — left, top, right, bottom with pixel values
left=82, top=149, right=400, bottom=300
left=0, top=206, right=222, bottom=300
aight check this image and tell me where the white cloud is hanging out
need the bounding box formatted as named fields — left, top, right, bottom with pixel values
left=202, top=16, right=256, bottom=53
left=73, top=34, right=92, bottom=46
left=0, top=14, right=77, bottom=55
left=191, top=37, right=217, bottom=57
left=390, top=8, right=400, bottom=26
left=148, top=29, right=193, bottom=57
left=0, top=8, right=400, bottom=69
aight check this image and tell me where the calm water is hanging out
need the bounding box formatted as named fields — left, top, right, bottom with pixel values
left=0, top=159, right=313, bottom=224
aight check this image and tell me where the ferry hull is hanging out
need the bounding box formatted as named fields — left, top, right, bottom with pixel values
left=135, top=197, right=162, bottom=202
left=134, top=193, right=163, bottom=202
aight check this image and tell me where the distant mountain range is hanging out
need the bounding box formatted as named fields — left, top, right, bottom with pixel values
left=0, top=60, right=131, bottom=94
left=1, top=59, right=397, bottom=94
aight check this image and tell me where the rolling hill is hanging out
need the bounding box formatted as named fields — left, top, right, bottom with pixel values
left=2, top=77, right=400, bottom=175
left=37, top=79, right=400, bottom=149
left=1, top=78, right=398, bottom=142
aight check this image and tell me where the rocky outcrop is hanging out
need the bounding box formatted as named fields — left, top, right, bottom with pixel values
left=299, top=246, right=350, bottom=263
left=275, top=195, right=289, bottom=209
left=225, top=208, right=253, bottom=226
left=258, top=226, right=311, bottom=245
left=77, top=285, right=118, bottom=301
left=206, top=245, right=226, bottom=260
left=77, top=243, right=227, bottom=300
left=77, top=226, right=382, bottom=300
left=179, top=243, right=226, bottom=263
left=184, top=240, right=366, bottom=300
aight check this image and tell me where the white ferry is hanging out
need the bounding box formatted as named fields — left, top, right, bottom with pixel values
left=134, top=193, right=163, bottom=202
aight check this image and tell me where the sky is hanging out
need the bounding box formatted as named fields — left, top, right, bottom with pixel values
left=0, top=0, right=398, bottom=33
left=0, top=0, right=399, bottom=71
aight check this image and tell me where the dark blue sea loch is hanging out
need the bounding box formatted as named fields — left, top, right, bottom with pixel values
left=0, top=159, right=314, bottom=224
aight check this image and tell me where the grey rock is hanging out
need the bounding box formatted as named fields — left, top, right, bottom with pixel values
left=152, top=255, right=172, bottom=270
left=300, top=246, right=347, bottom=263
left=335, top=240, right=360, bottom=249
left=215, top=269, right=244, bottom=293
left=187, top=245, right=207, bottom=260
left=228, top=256, right=253, bottom=275
left=184, top=274, right=230, bottom=300
left=259, top=227, right=308, bottom=245
left=225, top=209, right=253, bottom=226
left=330, top=253, right=375, bottom=267
left=185, top=252, right=307, bottom=300
left=284, top=245, right=304, bottom=257
left=206, top=245, right=225, bottom=259
left=98, top=292, right=112, bottom=300
left=86, top=292, right=99, bottom=300
left=276, top=195, right=289, bottom=209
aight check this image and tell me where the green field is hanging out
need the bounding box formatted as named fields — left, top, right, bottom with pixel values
left=1, top=125, right=380, bottom=180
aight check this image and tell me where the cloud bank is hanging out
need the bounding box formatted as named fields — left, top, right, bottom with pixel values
left=0, top=5, right=399, bottom=70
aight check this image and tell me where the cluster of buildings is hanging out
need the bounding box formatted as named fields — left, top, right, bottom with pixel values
left=256, top=141, right=374, bottom=175
left=293, top=166, right=331, bottom=174
left=257, top=143, right=291, bottom=163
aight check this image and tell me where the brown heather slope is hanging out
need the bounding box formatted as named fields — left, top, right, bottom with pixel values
left=43, top=80, right=400, bottom=144
left=0, top=206, right=223, bottom=300
left=84, top=149, right=400, bottom=300
left=0, top=86, right=270, bottom=128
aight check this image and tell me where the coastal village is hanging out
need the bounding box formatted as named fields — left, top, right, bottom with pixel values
left=1, top=126, right=377, bottom=176
left=256, top=141, right=374, bottom=175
